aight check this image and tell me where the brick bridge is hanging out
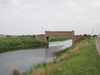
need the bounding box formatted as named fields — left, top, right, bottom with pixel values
left=35, top=31, right=82, bottom=47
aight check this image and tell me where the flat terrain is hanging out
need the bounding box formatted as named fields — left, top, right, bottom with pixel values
left=96, top=37, right=100, bottom=54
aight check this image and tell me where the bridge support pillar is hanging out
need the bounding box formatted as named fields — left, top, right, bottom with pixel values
left=46, top=37, right=49, bottom=48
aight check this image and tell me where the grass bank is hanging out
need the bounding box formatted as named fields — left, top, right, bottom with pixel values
left=24, top=38, right=100, bottom=75
left=49, top=37, right=71, bottom=42
left=0, top=36, right=46, bottom=53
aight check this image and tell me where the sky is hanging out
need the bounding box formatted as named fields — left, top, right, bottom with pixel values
left=0, top=0, right=100, bottom=35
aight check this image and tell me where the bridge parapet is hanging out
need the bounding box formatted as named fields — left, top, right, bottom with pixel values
left=45, top=31, right=74, bottom=37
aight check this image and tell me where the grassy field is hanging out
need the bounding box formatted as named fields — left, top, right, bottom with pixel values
left=0, top=36, right=46, bottom=53
left=24, top=38, right=100, bottom=75
left=49, top=37, right=71, bottom=42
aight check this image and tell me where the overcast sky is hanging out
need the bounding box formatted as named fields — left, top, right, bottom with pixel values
left=0, top=0, right=100, bottom=35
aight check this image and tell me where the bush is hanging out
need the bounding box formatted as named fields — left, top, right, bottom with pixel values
left=11, top=68, right=20, bottom=75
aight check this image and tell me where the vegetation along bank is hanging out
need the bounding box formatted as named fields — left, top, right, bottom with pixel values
left=0, top=36, right=71, bottom=53
left=24, top=37, right=100, bottom=75
left=0, top=36, right=46, bottom=53
left=49, top=37, right=71, bottom=42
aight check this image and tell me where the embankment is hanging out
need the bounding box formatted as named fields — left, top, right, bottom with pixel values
left=24, top=38, right=100, bottom=75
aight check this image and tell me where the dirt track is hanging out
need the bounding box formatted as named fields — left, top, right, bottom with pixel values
left=96, top=37, right=100, bottom=55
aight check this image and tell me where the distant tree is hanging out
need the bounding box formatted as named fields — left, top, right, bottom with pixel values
left=93, top=35, right=97, bottom=37
left=0, top=34, right=3, bottom=36
left=88, top=35, right=91, bottom=37
left=6, top=35, right=11, bottom=37
left=84, top=34, right=88, bottom=37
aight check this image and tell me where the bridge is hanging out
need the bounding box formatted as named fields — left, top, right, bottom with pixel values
left=35, top=31, right=82, bottom=47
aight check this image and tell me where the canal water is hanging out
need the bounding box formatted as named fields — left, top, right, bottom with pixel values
left=0, top=40, right=72, bottom=75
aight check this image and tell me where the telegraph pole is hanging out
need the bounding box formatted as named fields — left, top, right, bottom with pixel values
left=41, top=27, right=43, bottom=34
left=92, top=29, right=94, bottom=37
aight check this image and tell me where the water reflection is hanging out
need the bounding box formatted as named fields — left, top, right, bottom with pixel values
left=0, top=40, right=72, bottom=75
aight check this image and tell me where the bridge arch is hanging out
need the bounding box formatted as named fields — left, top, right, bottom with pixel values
left=35, top=31, right=77, bottom=47
left=45, top=31, right=74, bottom=47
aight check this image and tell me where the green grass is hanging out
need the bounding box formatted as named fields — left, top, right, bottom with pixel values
left=0, top=36, right=46, bottom=53
left=24, top=38, right=100, bottom=75
left=49, top=38, right=100, bottom=75
left=49, top=37, right=71, bottom=42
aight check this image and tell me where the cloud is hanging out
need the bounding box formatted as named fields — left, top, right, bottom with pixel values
left=0, top=0, right=100, bottom=35
left=85, top=0, right=100, bottom=8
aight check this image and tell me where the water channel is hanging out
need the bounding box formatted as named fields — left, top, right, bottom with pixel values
left=0, top=40, right=72, bottom=75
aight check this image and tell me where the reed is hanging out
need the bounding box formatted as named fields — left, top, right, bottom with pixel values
left=0, top=36, right=46, bottom=53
